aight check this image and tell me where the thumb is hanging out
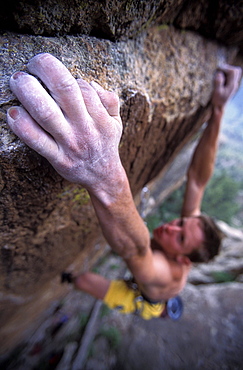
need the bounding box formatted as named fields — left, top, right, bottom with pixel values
left=214, top=71, right=225, bottom=89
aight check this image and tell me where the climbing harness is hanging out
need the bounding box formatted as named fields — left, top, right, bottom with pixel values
left=125, top=278, right=183, bottom=320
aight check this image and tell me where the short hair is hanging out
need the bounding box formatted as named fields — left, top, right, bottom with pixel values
left=186, top=214, right=225, bottom=263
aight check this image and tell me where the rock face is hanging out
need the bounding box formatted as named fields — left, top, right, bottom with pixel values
left=1, top=0, right=242, bottom=52
left=0, top=0, right=243, bottom=354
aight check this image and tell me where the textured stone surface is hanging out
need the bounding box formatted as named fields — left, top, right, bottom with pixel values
left=0, top=26, right=241, bottom=349
left=0, top=0, right=243, bottom=356
left=1, top=0, right=243, bottom=53
left=0, top=0, right=176, bottom=39
left=174, top=0, right=243, bottom=50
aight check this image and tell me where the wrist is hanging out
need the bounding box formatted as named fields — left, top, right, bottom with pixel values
left=88, top=164, right=131, bottom=207
left=212, top=105, right=224, bottom=118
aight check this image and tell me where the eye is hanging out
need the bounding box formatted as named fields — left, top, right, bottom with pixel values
left=178, top=218, right=184, bottom=227
left=179, top=218, right=184, bottom=244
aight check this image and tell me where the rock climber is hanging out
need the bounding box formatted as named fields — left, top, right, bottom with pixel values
left=7, top=53, right=242, bottom=319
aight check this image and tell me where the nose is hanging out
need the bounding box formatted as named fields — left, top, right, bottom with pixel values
left=165, top=225, right=181, bottom=233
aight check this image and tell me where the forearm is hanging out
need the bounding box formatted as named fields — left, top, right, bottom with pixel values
left=187, top=106, right=223, bottom=186
left=89, top=166, right=150, bottom=260
left=73, top=272, right=110, bottom=300
left=181, top=65, right=241, bottom=217
left=181, top=106, right=224, bottom=216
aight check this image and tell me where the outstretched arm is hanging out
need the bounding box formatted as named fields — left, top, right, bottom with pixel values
left=7, top=53, right=152, bottom=283
left=181, top=65, right=242, bottom=217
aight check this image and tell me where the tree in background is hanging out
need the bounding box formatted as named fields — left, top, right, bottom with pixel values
left=201, top=169, right=240, bottom=224
left=146, top=169, right=240, bottom=232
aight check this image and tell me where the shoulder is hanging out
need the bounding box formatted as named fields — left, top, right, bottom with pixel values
left=154, top=251, right=191, bottom=285
left=138, top=251, right=191, bottom=301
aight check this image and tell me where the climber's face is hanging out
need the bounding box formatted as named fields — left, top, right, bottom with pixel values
left=153, top=217, right=205, bottom=257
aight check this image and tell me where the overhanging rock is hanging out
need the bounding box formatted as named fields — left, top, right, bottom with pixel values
left=1, top=28, right=235, bottom=296
left=0, top=23, right=242, bottom=353
left=1, top=0, right=242, bottom=53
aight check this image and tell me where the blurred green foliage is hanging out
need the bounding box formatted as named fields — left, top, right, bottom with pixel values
left=201, top=169, right=240, bottom=223
left=146, top=169, right=241, bottom=232
left=146, top=185, right=184, bottom=232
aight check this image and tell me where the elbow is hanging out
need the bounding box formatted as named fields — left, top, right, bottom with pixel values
left=107, top=223, right=150, bottom=260
left=121, top=241, right=148, bottom=260
left=119, top=233, right=150, bottom=261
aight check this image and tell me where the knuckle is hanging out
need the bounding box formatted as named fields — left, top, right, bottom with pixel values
left=56, top=75, right=77, bottom=93
left=94, top=109, right=110, bottom=123
left=63, top=135, right=80, bottom=153
left=39, top=105, right=59, bottom=123
left=108, top=91, right=119, bottom=106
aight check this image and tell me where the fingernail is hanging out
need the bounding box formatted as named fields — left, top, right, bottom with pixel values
left=12, top=71, right=27, bottom=80
left=8, top=107, right=20, bottom=120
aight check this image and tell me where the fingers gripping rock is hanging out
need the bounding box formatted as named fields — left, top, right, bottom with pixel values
left=89, top=80, right=121, bottom=117
left=7, top=53, right=124, bottom=190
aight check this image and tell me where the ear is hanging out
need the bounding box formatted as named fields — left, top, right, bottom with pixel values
left=176, top=255, right=191, bottom=266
